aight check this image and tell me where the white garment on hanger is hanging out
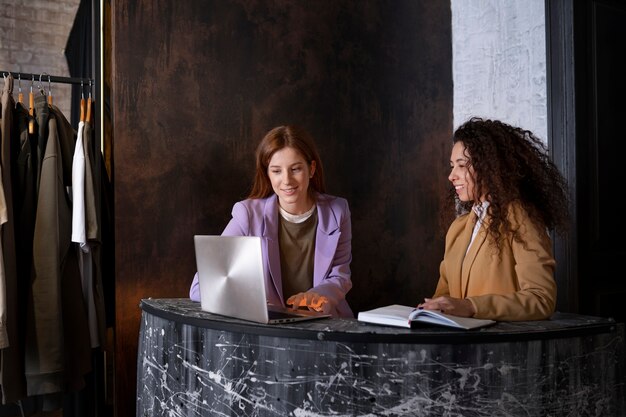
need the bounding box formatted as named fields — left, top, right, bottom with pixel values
left=71, top=121, right=99, bottom=348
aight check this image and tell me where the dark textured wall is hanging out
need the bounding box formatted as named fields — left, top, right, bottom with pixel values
left=113, top=1, right=451, bottom=415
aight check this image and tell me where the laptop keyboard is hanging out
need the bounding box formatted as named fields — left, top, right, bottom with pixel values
left=268, top=310, right=302, bottom=320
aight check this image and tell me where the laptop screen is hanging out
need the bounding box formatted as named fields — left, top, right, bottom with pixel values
left=194, top=235, right=270, bottom=323
left=194, top=235, right=331, bottom=324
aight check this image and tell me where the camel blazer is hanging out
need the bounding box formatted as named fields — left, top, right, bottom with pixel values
left=190, top=193, right=354, bottom=318
left=433, top=203, right=556, bottom=321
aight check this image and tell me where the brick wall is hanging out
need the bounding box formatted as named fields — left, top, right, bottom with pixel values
left=0, top=0, right=81, bottom=119
left=451, top=0, right=547, bottom=142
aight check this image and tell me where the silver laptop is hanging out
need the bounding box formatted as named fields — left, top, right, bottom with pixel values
left=193, top=235, right=331, bottom=324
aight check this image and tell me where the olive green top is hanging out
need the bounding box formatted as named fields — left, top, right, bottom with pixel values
left=279, top=208, right=318, bottom=302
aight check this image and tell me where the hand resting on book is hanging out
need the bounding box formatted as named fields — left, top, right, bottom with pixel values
left=418, top=296, right=476, bottom=318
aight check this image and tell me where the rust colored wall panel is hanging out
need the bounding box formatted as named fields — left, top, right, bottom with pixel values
left=113, top=1, right=451, bottom=415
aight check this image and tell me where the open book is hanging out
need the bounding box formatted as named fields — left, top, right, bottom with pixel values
left=357, top=304, right=496, bottom=330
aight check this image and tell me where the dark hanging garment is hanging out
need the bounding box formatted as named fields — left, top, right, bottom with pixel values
left=50, top=105, right=92, bottom=392
left=33, top=94, right=49, bottom=193
left=11, top=103, right=36, bottom=372
left=82, top=119, right=106, bottom=346
left=1, top=75, right=27, bottom=404
left=85, top=110, right=114, bottom=328
left=25, top=113, right=66, bottom=397
left=25, top=106, right=91, bottom=400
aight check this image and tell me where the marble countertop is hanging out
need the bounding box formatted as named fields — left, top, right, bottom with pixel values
left=140, top=298, right=620, bottom=344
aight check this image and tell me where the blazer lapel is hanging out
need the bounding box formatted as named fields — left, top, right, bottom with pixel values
left=313, top=197, right=340, bottom=286
left=262, top=196, right=284, bottom=301
left=461, top=210, right=487, bottom=298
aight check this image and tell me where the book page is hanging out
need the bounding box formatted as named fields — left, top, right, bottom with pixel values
left=409, top=309, right=495, bottom=330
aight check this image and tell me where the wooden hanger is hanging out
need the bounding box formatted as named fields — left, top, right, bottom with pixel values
left=80, top=80, right=85, bottom=122
left=46, top=75, right=53, bottom=105
left=85, top=80, right=93, bottom=124
left=28, top=75, right=35, bottom=134
left=17, top=73, right=23, bottom=104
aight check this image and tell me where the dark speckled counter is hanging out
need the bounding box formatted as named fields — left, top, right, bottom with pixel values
left=137, top=298, right=625, bottom=417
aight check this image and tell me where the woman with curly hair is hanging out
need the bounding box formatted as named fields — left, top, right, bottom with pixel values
left=418, top=117, right=569, bottom=321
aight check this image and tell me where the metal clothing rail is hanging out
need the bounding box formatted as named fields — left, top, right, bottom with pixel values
left=1, top=70, right=93, bottom=86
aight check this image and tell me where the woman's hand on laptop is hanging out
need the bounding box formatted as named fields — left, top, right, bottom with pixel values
left=287, top=291, right=331, bottom=314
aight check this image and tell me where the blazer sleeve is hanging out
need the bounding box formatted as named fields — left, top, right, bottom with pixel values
left=432, top=259, right=450, bottom=298
left=310, top=197, right=353, bottom=317
left=189, top=272, right=201, bottom=301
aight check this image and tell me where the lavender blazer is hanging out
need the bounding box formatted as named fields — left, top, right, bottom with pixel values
left=189, top=193, right=354, bottom=318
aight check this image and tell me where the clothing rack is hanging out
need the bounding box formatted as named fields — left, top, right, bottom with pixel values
left=1, top=70, right=93, bottom=87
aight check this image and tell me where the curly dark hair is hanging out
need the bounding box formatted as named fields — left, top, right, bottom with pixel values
left=449, top=117, right=569, bottom=248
